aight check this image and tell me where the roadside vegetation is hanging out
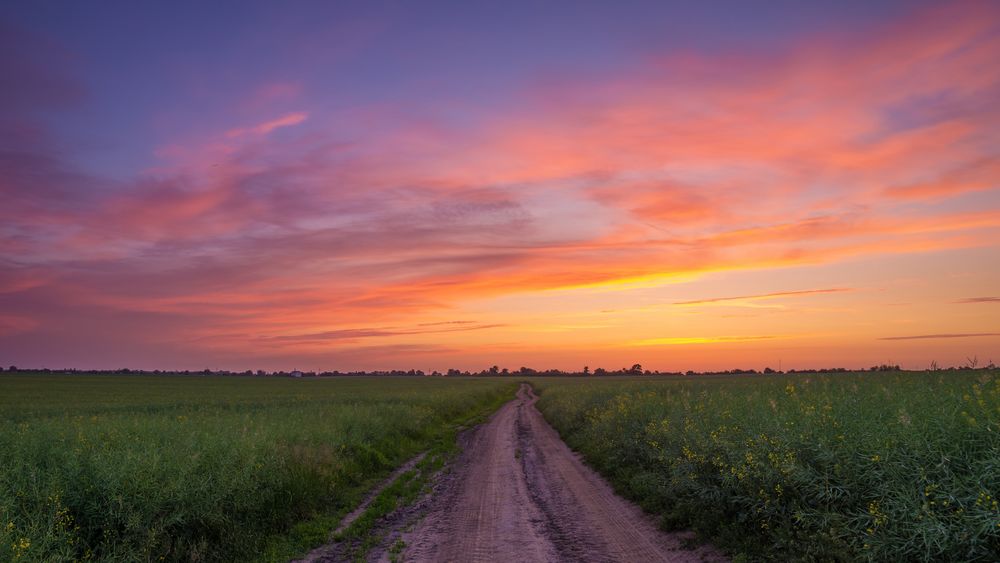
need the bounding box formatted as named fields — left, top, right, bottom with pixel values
left=0, top=373, right=516, bottom=562
left=533, top=370, right=1000, bottom=562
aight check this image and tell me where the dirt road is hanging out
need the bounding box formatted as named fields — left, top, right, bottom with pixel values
left=374, top=383, right=724, bottom=562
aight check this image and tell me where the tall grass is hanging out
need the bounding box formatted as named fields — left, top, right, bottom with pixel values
left=533, top=371, right=1000, bottom=561
left=0, top=374, right=516, bottom=562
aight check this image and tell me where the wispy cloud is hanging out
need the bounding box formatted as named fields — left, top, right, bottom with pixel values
left=224, top=112, right=308, bottom=138
left=879, top=333, right=1000, bottom=341
left=675, top=288, right=853, bottom=306
left=631, top=335, right=779, bottom=346
left=955, top=297, right=1000, bottom=304
left=263, top=323, right=506, bottom=343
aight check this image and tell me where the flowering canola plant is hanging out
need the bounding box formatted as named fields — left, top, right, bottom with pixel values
left=534, top=370, right=1000, bottom=561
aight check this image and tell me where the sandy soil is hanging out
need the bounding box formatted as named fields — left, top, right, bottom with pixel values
left=375, top=383, right=725, bottom=563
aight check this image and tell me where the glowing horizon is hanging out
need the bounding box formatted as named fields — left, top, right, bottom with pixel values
left=1, top=1, right=998, bottom=372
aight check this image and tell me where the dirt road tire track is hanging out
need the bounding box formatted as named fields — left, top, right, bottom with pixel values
left=383, top=383, right=725, bottom=562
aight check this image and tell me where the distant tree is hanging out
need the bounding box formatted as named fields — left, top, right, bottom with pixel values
left=500, top=368, right=509, bottom=376
left=628, top=363, right=643, bottom=375
left=583, top=365, right=590, bottom=375
left=594, top=367, right=607, bottom=376
left=763, top=367, right=775, bottom=374
left=488, top=365, right=499, bottom=375
left=966, top=356, right=979, bottom=369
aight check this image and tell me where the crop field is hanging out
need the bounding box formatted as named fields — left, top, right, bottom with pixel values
left=533, top=371, right=1000, bottom=561
left=0, top=374, right=516, bottom=562
left=5, top=371, right=998, bottom=562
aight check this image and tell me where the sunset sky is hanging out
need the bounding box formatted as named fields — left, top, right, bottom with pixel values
left=1, top=0, right=998, bottom=372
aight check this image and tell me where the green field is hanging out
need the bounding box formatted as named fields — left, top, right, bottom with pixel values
left=5, top=370, right=998, bottom=562
left=533, top=371, right=1000, bottom=561
left=0, top=374, right=516, bottom=562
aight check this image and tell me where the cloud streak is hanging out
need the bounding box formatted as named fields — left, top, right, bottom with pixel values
left=263, top=323, right=506, bottom=343
left=225, top=112, right=308, bottom=139
left=675, top=288, right=853, bottom=306
left=879, top=333, right=1000, bottom=341
left=632, top=336, right=780, bottom=346
left=955, top=297, right=1000, bottom=304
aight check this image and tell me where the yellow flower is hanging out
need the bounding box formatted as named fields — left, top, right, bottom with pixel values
left=868, top=500, right=888, bottom=527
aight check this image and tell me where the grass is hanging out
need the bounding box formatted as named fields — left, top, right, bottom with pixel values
left=0, top=373, right=517, bottom=562
left=532, top=370, right=1000, bottom=562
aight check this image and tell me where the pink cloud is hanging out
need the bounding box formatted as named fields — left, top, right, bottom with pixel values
left=225, top=111, right=308, bottom=138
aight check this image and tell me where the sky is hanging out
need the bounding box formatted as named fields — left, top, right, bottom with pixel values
left=1, top=0, right=998, bottom=372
